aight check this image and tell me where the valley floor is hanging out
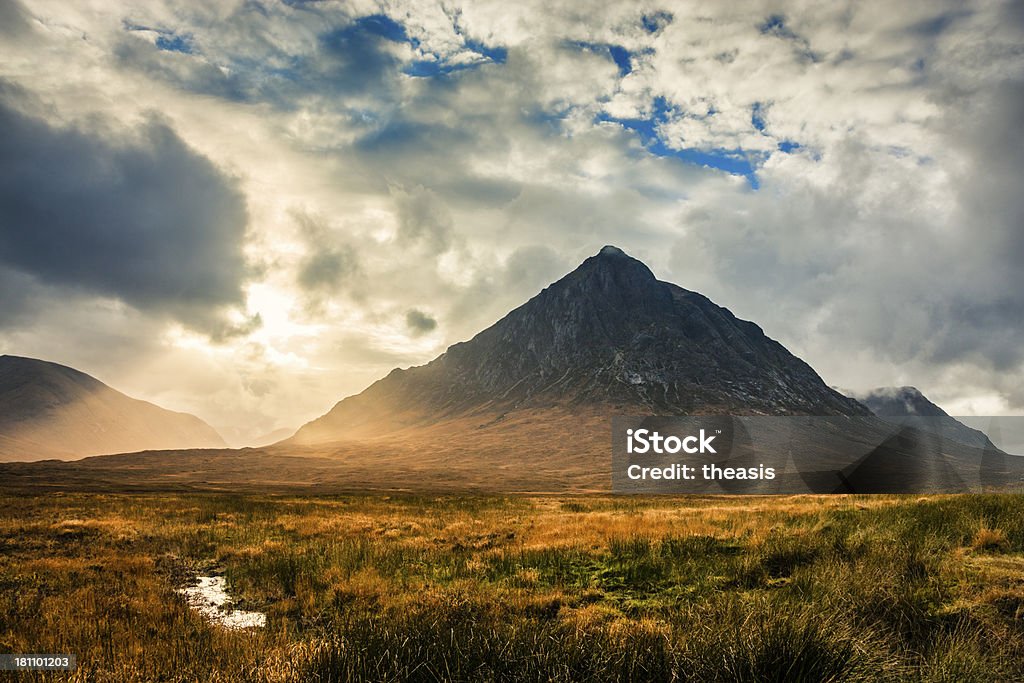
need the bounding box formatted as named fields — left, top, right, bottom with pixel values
left=2, top=492, right=1023, bottom=681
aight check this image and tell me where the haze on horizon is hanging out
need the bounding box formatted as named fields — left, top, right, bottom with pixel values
left=0, top=0, right=1022, bottom=444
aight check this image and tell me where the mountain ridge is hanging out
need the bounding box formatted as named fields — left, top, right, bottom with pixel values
left=0, top=354, right=226, bottom=461
left=852, top=385, right=997, bottom=451
left=856, top=386, right=951, bottom=418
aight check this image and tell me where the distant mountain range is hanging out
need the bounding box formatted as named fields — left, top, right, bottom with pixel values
left=0, top=248, right=1016, bottom=493
left=290, top=246, right=866, bottom=446
left=0, top=355, right=225, bottom=461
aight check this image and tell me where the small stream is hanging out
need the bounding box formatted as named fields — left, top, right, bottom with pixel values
left=177, top=576, right=266, bottom=630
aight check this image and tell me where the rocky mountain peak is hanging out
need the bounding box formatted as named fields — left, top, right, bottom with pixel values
left=548, top=245, right=666, bottom=313
left=291, top=247, right=869, bottom=445
left=598, top=244, right=627, bottom=257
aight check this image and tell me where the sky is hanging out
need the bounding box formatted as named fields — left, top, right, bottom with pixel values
left=1, top=0, right=1022, bottom=444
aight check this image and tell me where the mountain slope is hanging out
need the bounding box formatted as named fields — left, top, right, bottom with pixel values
left=856, top=386, right=952, bottom=418
left=853, top=386, right=997, bottom=451
left=0, top=355, right=226, bottom=461
left=292, top=246, right=868, bottom=445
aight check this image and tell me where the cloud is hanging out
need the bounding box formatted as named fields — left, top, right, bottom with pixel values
left=405, top=308, right=437, bottom=334
left=663, top=76, right=1024, bottom=409
left=0, top=87, right=251, bottom=337
left=391, top=185, right=454, bottom=253
left=316, top=15, right=410, bottom=94
left=0, top=266, right=42, bottom=328
left=1, top=0, right=1023, bottom=438
left=113, top=32, right=253, bottom=102
left=0, top=0, right=32, bottom=39
left=293, top=209, right=360, bottom=296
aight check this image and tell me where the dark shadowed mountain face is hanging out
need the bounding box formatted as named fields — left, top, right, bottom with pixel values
left=853, top=386, right=996, bottom=451
left=293, top=246, right=869, bottom=444
left=0, top=355, right=225, bottom=461
left=857, top=386, right=949, bottom=417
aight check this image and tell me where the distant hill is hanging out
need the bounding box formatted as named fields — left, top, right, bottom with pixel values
left=0, top=355, right=225, bottom=461
left=851, top=386, right=997, bottom=451
left=856, top=386, right=951, bottom=418
left=291, top=246, right=867, bottom=445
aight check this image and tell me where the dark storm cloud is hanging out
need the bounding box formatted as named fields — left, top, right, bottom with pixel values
left=299, top=250, right=359, bottom=291
left=405, top=309, right=437, bottom=334
left=0, top=266, right=39, bottom=328
left=931, top=80, right=1024, bottom=371
left=0, top=90, right=250, bottom=335
left=0, top=0, right=31, bottom=38
left=115, top=7, right=523, bottom=214
left=907, top=9, right=972, bottom=37
left=292, top=210, right=360, bottom=311
left=115, top=10, right=411, bottom=108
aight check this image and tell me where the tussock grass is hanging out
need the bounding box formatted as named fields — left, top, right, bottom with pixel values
left=971, top=525, right=1009, bottom=553
left=1, top=493, right=1023, bottom=680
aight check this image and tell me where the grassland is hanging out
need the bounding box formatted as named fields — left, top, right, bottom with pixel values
left=1, top=493, right=1023, bottom=681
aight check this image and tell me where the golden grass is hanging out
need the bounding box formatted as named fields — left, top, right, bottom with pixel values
left=1, top=492, right=1023, bottom=681
left=971, top=525, right=1010, bottom=553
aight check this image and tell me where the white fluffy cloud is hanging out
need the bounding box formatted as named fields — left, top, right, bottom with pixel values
left=1, top=0, right=1022, bottom=440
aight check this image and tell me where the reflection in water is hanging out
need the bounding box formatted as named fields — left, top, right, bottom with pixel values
left=177, top=576, right=266, bottom=630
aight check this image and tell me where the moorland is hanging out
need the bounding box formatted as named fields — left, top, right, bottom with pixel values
left=2, top=492, right=1023, bottom=681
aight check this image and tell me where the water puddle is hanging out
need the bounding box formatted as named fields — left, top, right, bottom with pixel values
left=177, top=576, right=266, bottom=630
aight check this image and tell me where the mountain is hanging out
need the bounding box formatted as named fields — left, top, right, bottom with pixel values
left=291, top=246, right=868, bottom=445
left=852, top=386, right=997, bottom=451
left=856, top=386, right=950, bottom=418
left=0, top=355, right=226, bottom=461
left=1, top=251, right=1015, bottom=494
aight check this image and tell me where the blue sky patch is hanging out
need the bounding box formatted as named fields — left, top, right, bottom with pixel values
left=352, top=15, right=409, bottom=43
left=758, top=14, right=821, bottom=63
left=608, top=46, right=632, bottom=76
left=155, top=33, right=193, bottom=54
left=759, top=14, right=794, bottom=38
left=464, top=38, right=507, bottom=64
left=569, top=42, right=637, bottom=77
left=403, top=24, right=506, bottom=78
left=751, top=102, right=767, bottom=132
left=405, top=60, right=446, bottom=78
left=404, top=44, right=505, bottom=78
left=124, top=22, right=195, bottom=55
left=641, top=11, right=673, bottom=34
left=597, top=97, right=764, bottom=188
